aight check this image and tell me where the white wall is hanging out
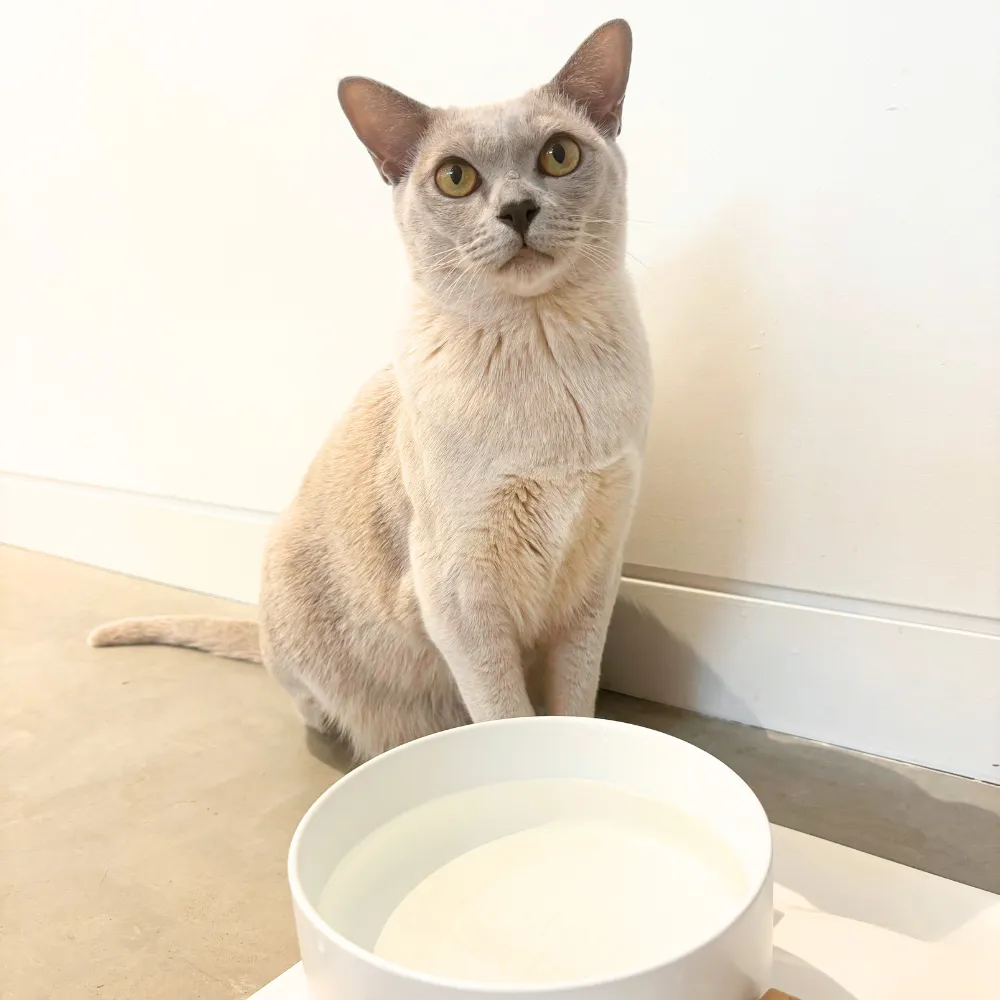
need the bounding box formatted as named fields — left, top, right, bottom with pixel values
left=2, top=2, right=998, bottom=779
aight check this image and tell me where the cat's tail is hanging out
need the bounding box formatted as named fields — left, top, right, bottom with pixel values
left=88, top=616, right=262, bottom=664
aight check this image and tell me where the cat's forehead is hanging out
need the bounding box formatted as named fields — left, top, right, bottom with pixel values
left=416, top=90, right=595, bottom=167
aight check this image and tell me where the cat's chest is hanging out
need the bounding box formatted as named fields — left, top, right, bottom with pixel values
left=406, top=319, right=650, bottom=472
left=483, top=459, right=637, bottom=639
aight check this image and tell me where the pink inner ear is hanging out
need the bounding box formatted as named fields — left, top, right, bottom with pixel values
left=551, top=19, right=632, bottom=137
left=338, top=77, right=431, bottom=184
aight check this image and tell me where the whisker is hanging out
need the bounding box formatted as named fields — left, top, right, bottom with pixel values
left=564, top=216, right=658, bottom=227
left=580, top=232, right=649, bottom=270
left=574, top=243, right=617, bottom=273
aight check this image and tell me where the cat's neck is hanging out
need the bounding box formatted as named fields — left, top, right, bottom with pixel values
left=405, top=265, right=632, bottom=347
left=396, top=261, right=650, bottom=471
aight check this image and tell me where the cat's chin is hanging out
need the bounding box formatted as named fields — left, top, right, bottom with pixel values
left=495, top=247, right=565, bottom=297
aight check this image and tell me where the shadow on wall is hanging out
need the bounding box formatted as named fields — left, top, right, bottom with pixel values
left=605, top=204, right=779, bottom=719
left=603, top=597, right=760, bottom=729
left=630, top=202, right=780, bottom=584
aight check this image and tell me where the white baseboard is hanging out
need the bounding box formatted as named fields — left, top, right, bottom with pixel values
left=0, top=472, right=271, bottom=604
left=3, top=471, right=998, bottom=782
left=603, top=579, right=1000, bottom=783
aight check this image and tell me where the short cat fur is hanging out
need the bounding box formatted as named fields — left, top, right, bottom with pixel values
left=90, top=19, right=652, bottom=760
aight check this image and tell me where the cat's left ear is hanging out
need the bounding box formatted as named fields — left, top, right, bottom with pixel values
left=338, top=77, right=432, bottom=184
left=549, top=19, right=632, bottom=137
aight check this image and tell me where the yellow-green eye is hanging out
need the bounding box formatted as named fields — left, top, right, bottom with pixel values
left=538, top=135, right=581, bottom=177
left=435, top=159, right=479, bottom=198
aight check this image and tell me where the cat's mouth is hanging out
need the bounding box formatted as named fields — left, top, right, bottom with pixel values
left=499, top=246, right=553, bottom=270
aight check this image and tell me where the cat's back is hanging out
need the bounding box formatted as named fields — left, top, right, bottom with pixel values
left=264, top=366, right=412, bottom=615
left=298, top=365, right=403, bottom=510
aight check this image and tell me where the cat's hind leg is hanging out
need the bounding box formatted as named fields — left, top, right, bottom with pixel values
left=266, top=655, right=337, bottom=733
left=333, top=686, right=469, bottom=762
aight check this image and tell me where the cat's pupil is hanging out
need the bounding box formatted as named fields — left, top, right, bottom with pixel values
left=551, top=143, right=565, bottom=164
left=448, top=164, right=463, bottom=186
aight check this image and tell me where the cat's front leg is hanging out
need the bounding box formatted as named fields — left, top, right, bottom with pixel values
left=415, top=564, right=534, bottom=722
left=544, top=568, right=622, bottom=718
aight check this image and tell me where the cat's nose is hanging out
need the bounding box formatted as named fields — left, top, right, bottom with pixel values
left=497, top=199, right=540, bottom=239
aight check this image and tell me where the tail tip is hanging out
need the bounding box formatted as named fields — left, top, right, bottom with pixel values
left=88, top=624, right=115, bottom=647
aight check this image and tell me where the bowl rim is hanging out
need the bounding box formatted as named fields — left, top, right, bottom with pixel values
left=288, top=715, right=773, bottom=995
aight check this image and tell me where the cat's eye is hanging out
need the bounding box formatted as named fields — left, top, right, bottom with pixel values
left=435, top=159, right=480, bottom=198
left=538, top=136, right=581, bottom=177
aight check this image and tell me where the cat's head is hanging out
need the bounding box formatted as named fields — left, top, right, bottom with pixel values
left=338, top=20, right=632, bottom=303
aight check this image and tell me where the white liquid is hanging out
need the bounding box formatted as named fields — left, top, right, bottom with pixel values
left=318, top=779, right=747, bottom=986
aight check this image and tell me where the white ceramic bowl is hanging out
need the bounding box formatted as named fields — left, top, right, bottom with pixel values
left=289, top=717, right=772, bottom=1000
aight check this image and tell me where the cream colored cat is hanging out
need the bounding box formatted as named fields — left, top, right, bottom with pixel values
left=90, top=19, right=652, bottom=760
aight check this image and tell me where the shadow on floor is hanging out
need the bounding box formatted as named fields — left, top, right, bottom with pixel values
left=600, top=691, right=1000, bottom=905
left=304, top=727, right=358, bottom=775
left=774, top=948, right=860, bottom=1000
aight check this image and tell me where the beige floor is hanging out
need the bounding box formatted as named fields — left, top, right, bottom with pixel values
left=3, top=545, right=999, bottom=1000
left=1, top=546, right=336, bottom=1000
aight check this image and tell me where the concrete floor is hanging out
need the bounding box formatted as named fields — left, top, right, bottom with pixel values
left=2, top=545, right=998, bottom=1000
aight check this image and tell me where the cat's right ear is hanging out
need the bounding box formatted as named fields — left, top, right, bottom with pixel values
left=338, top=77, right=432, bottom=185
left=550, top=19, right=633, bottom=137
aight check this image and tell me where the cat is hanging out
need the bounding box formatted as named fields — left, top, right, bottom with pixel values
left=89, top=19, right=652, bottom=761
